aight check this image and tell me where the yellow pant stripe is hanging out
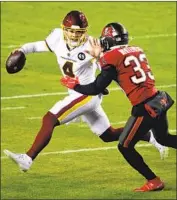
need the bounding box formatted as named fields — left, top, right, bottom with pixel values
left=58, top=96, right=92, bottom=121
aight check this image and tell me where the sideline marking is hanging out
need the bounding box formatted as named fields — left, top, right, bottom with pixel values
left=1, top=84, right=176, bottom=100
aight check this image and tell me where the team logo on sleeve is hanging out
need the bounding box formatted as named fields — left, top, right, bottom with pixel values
left=78, top=52, right=86, bottom=60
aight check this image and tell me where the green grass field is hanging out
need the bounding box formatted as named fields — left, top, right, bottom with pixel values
left=1, top=2, right=176, bottom=199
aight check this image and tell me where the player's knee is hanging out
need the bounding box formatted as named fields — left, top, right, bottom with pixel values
left=42, top=112, right=51, bottom=124
left=99, top=129, right=111, bottom=142
left=118, top=142, right=132, bottom=151
left=99, top=127, right=120, bottom=142
left=99, top=131, right=111, bottom=142
left=118, top=143, right=132, bottom=158
left=118, top=143, right=125, bottom=153
left=42, top=112, right=60, bottom=127
left=99, top=136, right=110, bottom=143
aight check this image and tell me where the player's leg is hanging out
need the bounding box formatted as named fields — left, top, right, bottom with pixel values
left=90, top=106, right=168, bottom=158
left=4, top=111, right=59, bottom=172
left=88, top=105, right=169, bottom=159
left=152, top=113, right=177, bottom=149
left=26, top=94, right=101, bottom=160
left=140, top=129, right=169, bottom=159
left=82, top=105, right=123, bottom=141
left=118, top=115, right=164, bottom=192
left=4, top=94, right=101, bottom=171
left=25, top=112, right=59, bottom=160
left=100, top=126, right=124, bottom=142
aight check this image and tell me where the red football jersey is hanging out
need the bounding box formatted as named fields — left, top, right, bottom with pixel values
left=99, top=46, right=158, bottom=105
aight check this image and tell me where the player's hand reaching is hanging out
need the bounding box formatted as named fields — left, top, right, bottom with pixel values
left=86, top=37, right=103, bottom=59
left=60, top=76, right=79, bottom=89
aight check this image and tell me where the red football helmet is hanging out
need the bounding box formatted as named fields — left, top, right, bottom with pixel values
left=62, top=10, right=88, bottom=47
left=100, top=22, right=129, bottom=52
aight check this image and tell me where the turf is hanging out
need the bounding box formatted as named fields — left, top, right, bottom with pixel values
left=1, top=2, right=176, bottom=199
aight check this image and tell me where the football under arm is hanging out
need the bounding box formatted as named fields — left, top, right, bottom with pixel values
left=74, top=65, right=117, bottom=95
left=19, top=41, right=50, bottom=54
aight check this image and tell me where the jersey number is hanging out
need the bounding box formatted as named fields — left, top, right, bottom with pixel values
left=63, top=61, right=75, bottom=77
left=124, top=54, right=154, bottom=84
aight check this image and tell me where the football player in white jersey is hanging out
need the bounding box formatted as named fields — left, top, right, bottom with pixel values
left=4, top=10, right=168, bottom=172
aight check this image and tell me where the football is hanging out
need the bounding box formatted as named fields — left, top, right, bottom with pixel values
left=6, top=50, right=26, bottom=74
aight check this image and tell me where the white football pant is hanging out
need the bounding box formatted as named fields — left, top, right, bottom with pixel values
left=49, top=93, right=110, bottom=136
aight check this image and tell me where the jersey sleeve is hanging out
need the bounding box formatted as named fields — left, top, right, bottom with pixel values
left=74, top=66, right=116, bottom=95
left=45, top=28, right=61, bottom=52
left=99, top=50, right=118, bottom=69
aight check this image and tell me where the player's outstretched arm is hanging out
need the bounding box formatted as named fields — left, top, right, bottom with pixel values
left=74, top=67, right=115, bottom=95
left=18, top=41, right=50, bottom=54
left=61, top=66, right=116, bottom=95
left=6, top=41, right=50, bottom=74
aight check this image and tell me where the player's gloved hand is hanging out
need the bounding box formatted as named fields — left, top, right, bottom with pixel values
left=102, top=88, right=109, bottom=95
left=60, top=76, right=79, bottom=89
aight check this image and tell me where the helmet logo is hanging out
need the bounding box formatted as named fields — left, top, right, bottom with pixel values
left=103, top=27, right=117, bottom=37
left=78, top=52, right=86, bottom=60
left=80, top=13, right=86, bottom=22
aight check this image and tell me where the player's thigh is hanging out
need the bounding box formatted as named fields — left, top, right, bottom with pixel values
left=152, top=113, right=169, bottom=139
left=49, top=94, right=102, bottom=124
left=82, top=105, right=111, bottom=136
left=119, top=115, right=152, bottom=148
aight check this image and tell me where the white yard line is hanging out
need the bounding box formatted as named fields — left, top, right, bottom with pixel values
left=1, top=92, right=68, bottom=100
left=1, top=106, right=25, bottom=111
left=26, top=117, right=177, bottom=133
left=109, top=84, right=176, bottom=91
left=2, top=33, right=176, bottom=49
left=1, top=84, right=176, bottom=100
left=130, top=33, right=176, bottom=40
left=2, top=129, right=176, bottom=159
left=78, top=121, right=127, bottom=127
left=1, top=143, right=152, bottom=160
left=27, top=117, right=42, bottom=120
left=41, top=143, right=152, bottom=156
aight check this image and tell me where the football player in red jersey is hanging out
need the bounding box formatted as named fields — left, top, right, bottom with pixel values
left=4, top=11, right=167, bottom=174
left=61, top=22, right=177, bottom=192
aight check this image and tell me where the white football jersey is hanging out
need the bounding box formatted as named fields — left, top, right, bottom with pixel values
left=45, top=28, right=100, bottom=94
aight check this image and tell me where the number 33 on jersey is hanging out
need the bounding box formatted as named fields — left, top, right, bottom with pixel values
left=99, top=46, right=157, bottom=106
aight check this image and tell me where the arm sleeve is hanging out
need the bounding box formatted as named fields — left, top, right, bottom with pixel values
left=19, top=41, right=49, bottom=54
left=45, top=28, right=61, bottom=52
left=74, top=65, right=117, bottom=95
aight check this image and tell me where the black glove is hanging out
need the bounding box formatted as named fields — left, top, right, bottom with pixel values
left=102, top=88, right=109, bottom=95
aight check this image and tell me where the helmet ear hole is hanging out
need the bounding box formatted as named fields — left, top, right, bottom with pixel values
left=100, top=37, right=115, bottom=52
